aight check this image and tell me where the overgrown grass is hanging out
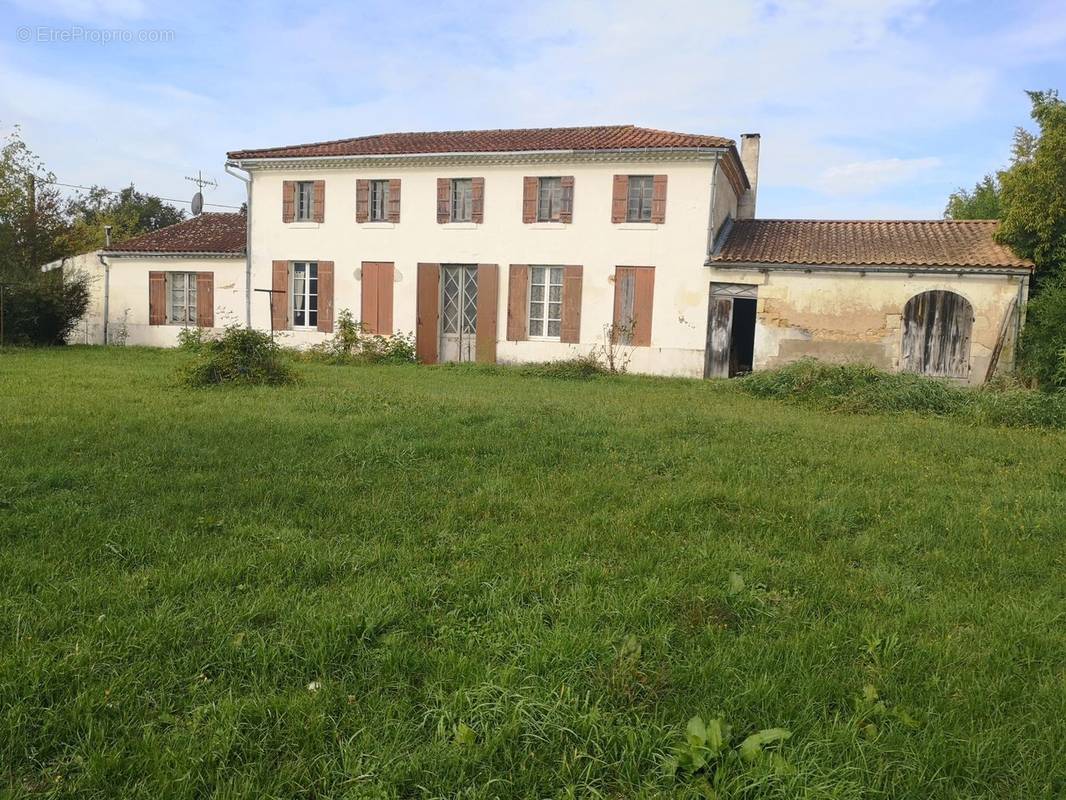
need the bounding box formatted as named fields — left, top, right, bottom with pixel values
left=741, top=359, right=1066, bottom=429
left=1, top=348, right=1064, bottom=798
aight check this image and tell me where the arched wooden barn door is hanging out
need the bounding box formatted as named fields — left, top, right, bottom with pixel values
left=900, top=290, right=974, bottom=378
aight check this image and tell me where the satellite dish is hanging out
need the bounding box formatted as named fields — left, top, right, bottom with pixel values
left=191, top=191, right=203, bottom=216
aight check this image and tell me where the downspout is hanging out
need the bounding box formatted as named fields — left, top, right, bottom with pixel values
left=225, top=161, right=253, bottom=327
left=705, top=153, right=721, bottom=255
left=1015, top=272, right=1030, bottom=364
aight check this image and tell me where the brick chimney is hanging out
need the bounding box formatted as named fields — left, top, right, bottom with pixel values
left=737, top=133, right=760, bottom=220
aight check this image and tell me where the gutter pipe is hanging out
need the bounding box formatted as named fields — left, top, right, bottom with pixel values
left=225, top=161, right=253, bottom=327
left=706, top=153, right=720, bottom=255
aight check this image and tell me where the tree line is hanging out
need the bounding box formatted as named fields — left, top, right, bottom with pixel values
left=0, top=125, right=187, bottom=344
left=945, top=90, right=1066, bottom=388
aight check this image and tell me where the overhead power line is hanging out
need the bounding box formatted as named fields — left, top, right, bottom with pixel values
left=39, top=178, right=242, bottom=210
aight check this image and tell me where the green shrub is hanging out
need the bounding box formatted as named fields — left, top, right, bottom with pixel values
left=519, top=353, right=612, bottom=380
left=301, top=309, right=416, bottom=365
left=176, top=326, right=211, bottom=353
left=180, top=325, right=297, bottom=387
left=0, top=269, right=91, bottom=345
left=1018, top=277, right=1066, bottom=390
left=740, top=359, right=1066, bottom=429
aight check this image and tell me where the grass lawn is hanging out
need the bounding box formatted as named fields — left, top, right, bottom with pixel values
left=1, top=347, right=1064, bottom=799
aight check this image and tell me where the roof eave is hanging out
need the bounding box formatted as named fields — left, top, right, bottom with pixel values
left=706, top=260, right=1033, bottom=275
left=226, top=145, right=733, bottom=166
left=103, top=250, right=245, bottom=258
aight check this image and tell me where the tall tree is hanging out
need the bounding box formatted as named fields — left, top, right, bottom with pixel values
left=63, top=184, right=186, bottom=253
left=944, top=175, right=1002, bottom=220
left=996, top=90, right=1066, bottom=284
left=0, top=127, right=69, bottom=280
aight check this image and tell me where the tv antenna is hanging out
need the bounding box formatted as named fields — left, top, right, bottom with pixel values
left=184, top=171, right=219, bottom=216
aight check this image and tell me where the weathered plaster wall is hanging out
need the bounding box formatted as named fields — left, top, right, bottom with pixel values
left=708, top=268, right=1024, bottom=384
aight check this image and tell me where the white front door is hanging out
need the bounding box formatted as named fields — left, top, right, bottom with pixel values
left=439, top=264, right=478, bottom=363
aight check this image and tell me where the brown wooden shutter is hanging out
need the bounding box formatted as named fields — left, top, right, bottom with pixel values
left=313, top=180, right=325, bottom=222
left=507, top=264, right=529, bottom=341
left=611, top=175, right=628, bottom=223
left=361, top=262, right=394, bottom=334
left=356, top=179, right=369, bottom=222
left=522, top=177, right=538, bottom=223
left=196, top=272, right=214, bottom=327
left=613, top=266, right=654, bottom=346
left=387, top=179, right=401, bottom=222
left=148, top=271, right=166, bottom=325
left=271, top=260, right=290, bottom=330
left=416, top=263, right=439, bottom=363
left=436, top=179, right=451, bottom=223
left=282, top=181, right=295, bottom=223
left=560, top=265, right=583, bottom=343
left=471, top=177, right=485, bottom=223
left=476, top=264, right=498, bottom=363
left=361, top=263, right=378, bottom=332
left=633, top=267, right=655, bottom=346
left=651, top=175, right=667, bottom=224
left=560, top=176, right=574, bottom=223
left=317, top=261, right=334, bottom=332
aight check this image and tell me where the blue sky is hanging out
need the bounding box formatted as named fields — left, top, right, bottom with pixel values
left=1, top=0, right=1063, bottom=218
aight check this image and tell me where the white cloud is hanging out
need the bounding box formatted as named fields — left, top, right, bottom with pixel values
left=817, top=157, right=942, bottom=195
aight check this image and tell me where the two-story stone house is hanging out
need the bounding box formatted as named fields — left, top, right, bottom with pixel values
left=94, top=125, right=1033, bottom=383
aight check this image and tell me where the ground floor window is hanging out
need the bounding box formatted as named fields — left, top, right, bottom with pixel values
left=168, top=272, right=197, bottom=325
left=529, top=266, right=563, bottom=338
left=292, top=262, right=318, bottom=328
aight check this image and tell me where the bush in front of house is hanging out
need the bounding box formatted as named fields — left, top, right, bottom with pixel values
left=0, top=269, right=91, bottom=346
left=518, top=354, right=613, bottom=380
left=739, top=359, right=1066, bottom=429
left=176, top=325, right=212, bottom=353
left=300, top=309, right=416, bottom=365
left=180, top=324, right=297, bottom=387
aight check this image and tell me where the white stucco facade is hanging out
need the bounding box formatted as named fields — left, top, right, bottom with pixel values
left=80, top=254, right=245, bottom=346
left=243, top=154, right=739, bottom=376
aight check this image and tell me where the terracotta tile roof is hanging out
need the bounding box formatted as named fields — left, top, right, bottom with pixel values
left=227, top=125, right=734, bottom=160
left=106, top=213, right=246, bottom=255
left=711, top=219, right=1032, bottom=270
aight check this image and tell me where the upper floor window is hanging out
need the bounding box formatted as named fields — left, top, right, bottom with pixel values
left=292, top=261, right=318, bottom=328
left=627, top=176, right=655, bottom=222
left=295, top=181, right=315, bottom=221
left=451, top=179, right=473, bottom=222
left=168, top=272, right=197, bottom=325
left=369, top=180, right=390, bottom=222
left=538, top=178, right=563, bottom=222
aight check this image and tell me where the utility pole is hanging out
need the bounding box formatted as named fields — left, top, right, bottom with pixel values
left=27, top=174, right=37, bottom=271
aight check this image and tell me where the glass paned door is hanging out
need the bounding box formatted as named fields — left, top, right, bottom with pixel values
left=439, top=264, right=478, bottom=362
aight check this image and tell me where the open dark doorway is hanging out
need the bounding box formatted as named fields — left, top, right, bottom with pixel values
left=729, top=298, right=757, bottom=375
left=705, top=284, right=759, bottom=378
